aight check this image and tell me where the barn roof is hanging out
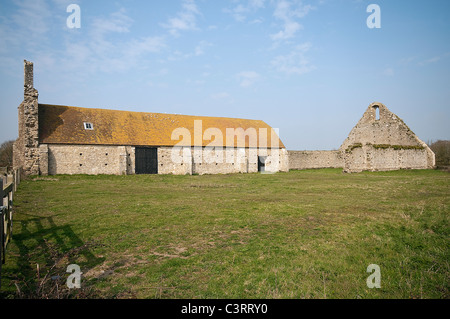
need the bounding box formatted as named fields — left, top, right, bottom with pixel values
left=38, top=104, right=285, bottom=148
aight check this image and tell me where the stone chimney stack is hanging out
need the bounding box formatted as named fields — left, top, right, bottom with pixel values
left=13, top=60, right=41, bottom=175
left=24, top=60, right=33, bottom=93
left=24, top=60, right=38, bottom=98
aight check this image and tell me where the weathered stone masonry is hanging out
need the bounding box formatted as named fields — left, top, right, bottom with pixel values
left=288, top=150, right=343, bottom=170
left=339, top=102, right=435, bottom=172
left=41, top=145, right=288, bottom=176
left=13, top=61, right=40, bottom=175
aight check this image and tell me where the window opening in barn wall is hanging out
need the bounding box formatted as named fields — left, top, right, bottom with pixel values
left=374, top=106, right=380, bottom=121
left=84, top=122, right=94, bottom=130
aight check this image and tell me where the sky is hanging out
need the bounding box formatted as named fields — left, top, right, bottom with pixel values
left=0, top=0, right=449, bottom=150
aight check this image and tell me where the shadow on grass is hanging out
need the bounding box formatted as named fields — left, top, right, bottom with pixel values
left=1, top=215, right=105, bottom=298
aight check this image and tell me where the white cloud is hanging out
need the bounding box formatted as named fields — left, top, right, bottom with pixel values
left=12, top=0, right=52, bottom=36
left=0, top=0, right=58, bottom=75
left=271, top=42, right=315, bottom=75
left=165, top=40, right=212, bottom=62
left=91, top=9, right=133, bottom=38
left=161, top=0, right=201, bottom=36
left=4, top=0, right=53, bottom=50
left=418, top=52, right=450, bottom=66
left=194, top=41, right=213, bottom=56
left=124, top=36, right=166, bottom=57
left=51, top=0, right=74, bottom=10
left=224, top=0, right=266, bottom=22
left=271, top=20, right=302, bottom=41
left=270, top=0, right=314, bottom=41
left=88, top=8, right=135, bottom=57
left=419, top=56, right=441, bottom=66
left=249, top=18, right=264, bottom=24
left=250, top=0, right=266, bottom=8
left=57, top=9, right=166, bottom=74
left=237, top=71, right=261, bottom=87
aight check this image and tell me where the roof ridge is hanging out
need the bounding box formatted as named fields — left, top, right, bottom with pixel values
left=38, top=103, right=264, bottom=123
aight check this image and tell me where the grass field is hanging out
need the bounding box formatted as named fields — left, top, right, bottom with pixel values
left=0, top=168, right=448, bottom=299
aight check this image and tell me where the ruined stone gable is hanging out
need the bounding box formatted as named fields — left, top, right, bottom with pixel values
left=339, top=102, right=435, bottom=172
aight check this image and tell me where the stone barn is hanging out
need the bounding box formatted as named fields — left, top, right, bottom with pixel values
left=13, top=60, right=289, bottom=176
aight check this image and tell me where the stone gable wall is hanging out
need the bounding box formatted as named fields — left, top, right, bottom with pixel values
left=340, top=103, right=424, bottom=151
left=339, top=102, right=435, bottom=172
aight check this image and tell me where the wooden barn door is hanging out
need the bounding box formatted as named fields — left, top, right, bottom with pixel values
left=135, top=148, right=158, bottom=174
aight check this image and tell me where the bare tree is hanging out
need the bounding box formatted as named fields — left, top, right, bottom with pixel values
left=429, top=140, right=450, bottom=166
left=0, top=140, right=14, bottom=169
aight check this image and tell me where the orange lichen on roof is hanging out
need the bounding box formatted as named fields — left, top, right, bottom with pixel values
left=38, top=104, right=285, bottom=148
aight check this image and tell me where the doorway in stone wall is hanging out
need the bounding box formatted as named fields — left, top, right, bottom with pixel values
left=258, top=156, right=266, bottom=172
left=135, top=147, right=158, bottom=174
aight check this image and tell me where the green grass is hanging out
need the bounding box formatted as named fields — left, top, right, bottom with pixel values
left=1, top=168, right=449, bottom=299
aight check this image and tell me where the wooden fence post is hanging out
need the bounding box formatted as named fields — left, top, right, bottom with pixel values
left=0, top=206, right=3, bottom=289
left=0, top=171, right=18, bottom=288
left=0, top=177, right=4, bottom=267
left=14, top=170, right=17, bottom=193
left=0, top=177, right=4, bottom=206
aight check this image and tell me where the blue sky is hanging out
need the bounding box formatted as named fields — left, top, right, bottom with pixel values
left=0, top=0, right=449, bottom=150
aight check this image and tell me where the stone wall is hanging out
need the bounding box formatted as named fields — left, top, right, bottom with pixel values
left=288, top=150, right=343, bottom=170
left=158, top=147, right=192, bottom=175
left=39, top=144, right=49, bottom=175
left=158, top=147, right=289, bottom=175
left=125, top=146, right=135, bottom=175
left=343, top=144, right=433, bottom=173
left=40, top=145, right=288, bottom=175
left=12, top=102, right=24, bottom=170
left=46, top=144, right=128, bottom=175
left=191, top=148, right=289, bottom=175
